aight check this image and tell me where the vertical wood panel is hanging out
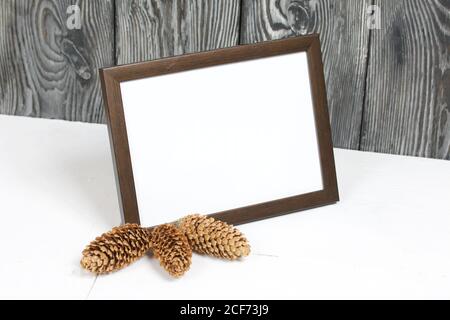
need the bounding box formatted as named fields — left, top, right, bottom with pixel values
left=0, top=0, right=114, bottom=123
left=1, top=0, right=448, bottom=161
left=240, top=0, right=371, bottom=150
left=116, top=0, right=241, bottom=65
left=361, top=0, right=450, bottom=160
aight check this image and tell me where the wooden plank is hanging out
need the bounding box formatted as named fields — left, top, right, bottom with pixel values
left=361, top=0, right=450, bottom=160
left=116, top=0, right=241, bottom=65
left=0, top=0, right=114, bottom=123
left=240, top=0, right=372, bottom=150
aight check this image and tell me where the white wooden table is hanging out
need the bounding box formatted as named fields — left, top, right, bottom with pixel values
left=1, top=115, right=449, bottom=300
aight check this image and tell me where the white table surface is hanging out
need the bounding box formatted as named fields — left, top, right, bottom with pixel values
left=0, top=115, right=449, bottom=300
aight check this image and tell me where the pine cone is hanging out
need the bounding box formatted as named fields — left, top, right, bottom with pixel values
left=81, top=224, right=152, bottom=274
left=150, top=224, right=192, bottom=278
left=177, top=215, right=251, bottom=260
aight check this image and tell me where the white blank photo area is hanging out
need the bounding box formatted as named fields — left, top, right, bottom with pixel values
left=120, top=52, right=323, bottom=226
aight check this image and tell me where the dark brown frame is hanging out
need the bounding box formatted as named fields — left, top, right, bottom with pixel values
left=100, top=34, right=339, bottom=226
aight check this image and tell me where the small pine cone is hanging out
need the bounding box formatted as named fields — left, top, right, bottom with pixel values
left=150, top=224, right=192, bottom=278
left=177, top=215, right=251, bottom=260
left=81, top=224, right=152, bottom=274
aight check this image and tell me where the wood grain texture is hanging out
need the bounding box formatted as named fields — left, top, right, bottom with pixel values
left=240, top=0, right=372, bottom=150
left=361, top=0, right=450, bottom=160
left=116, top=0, right=241, bottom=65
left=0, top=0, right=114, bottom=123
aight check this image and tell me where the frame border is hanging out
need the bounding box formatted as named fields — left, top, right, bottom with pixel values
left=100, top=34, right=339, bottom=226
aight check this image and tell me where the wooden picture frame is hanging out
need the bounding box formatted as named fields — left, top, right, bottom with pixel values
left=100, top=34, right=339, bottom=226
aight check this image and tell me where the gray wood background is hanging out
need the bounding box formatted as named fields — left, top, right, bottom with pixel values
left=0, top=0, right=114, bottom=122
left=361, top=0, right=450, bottom=160
left=0, top=0, right=449, bottom=160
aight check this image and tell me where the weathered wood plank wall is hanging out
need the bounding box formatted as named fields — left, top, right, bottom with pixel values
left=0, top=0, right=114, bottom=123
left=0, top=0, right=449, bottom=160
left=360, top=0, right=450, bottom=160
left=116, top=0, right=241, bottom=64
left=240, top=0, right=371, bottom=150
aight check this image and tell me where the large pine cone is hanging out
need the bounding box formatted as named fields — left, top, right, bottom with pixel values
left=177, top=215, right=250, bottom=260
left=81, top=224, right=151, bottom=274
left=150, top=224, right=192, bottom=277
